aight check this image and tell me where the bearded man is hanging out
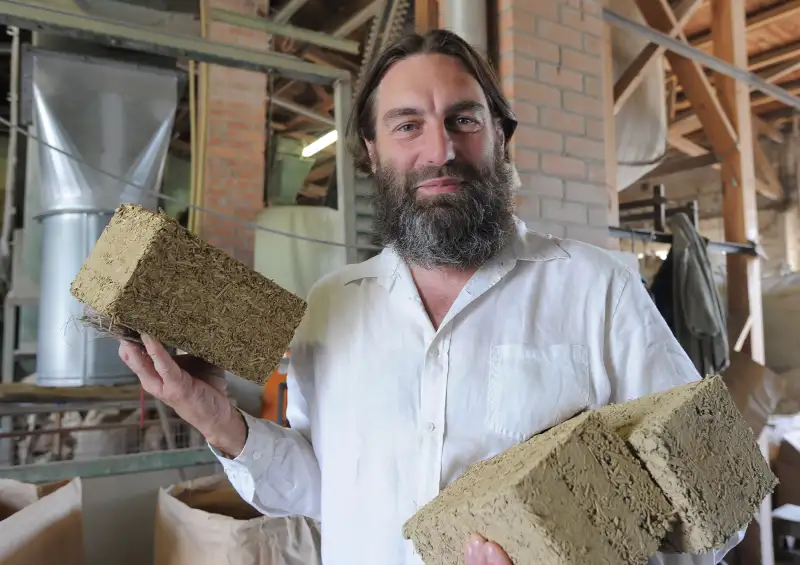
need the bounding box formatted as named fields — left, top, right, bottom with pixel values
left=119, top=29, right=744, bottom=565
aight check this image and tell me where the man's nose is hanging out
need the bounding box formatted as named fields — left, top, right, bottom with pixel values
left=422, top=125, right=455, bottom=166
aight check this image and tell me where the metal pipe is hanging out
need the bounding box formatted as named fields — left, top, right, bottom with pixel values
left=334, top=1, right=379, bottom=38
left=0, top=400, right=156, bottom=416
left=0, top=448, right=218, bottom=482
left=211, top=8, right=361, bottom=55
left=0, top=418, right=184, bottom=440
left=0, top=26, right=19, bottom=261
left=602, top=7, right=800, bottom=111
left=0, top=0, right=348, bottom=84
left=0, top=26, right=20, bottom=465
left=334, top=78, right=358, bottom=264
left=443, top=0, right=488, bottom=57
left=268, top=96, right=335, bottom=126
left=608, top=226, right=758, bottom=255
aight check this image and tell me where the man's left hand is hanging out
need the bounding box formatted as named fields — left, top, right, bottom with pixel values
left=464, top=533, right=512, bottom=565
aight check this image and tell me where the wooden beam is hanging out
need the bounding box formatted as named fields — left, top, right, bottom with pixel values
left=414, top=0, right=438, bottom=33
left=613, top=0, right=702, bottom=114
left=665, top=39, right=800, bottom=90
left=667, top=132, right=713, bottom=157
left=670, top=112, right=784, bottom=143
left=750, top=40, right=800, bottom=72
left=635, top=0, right=739, bottom=166
left=667, top=129, right=782, bottom=199
left=639, top=153, right=719, bottom=181
left=753, top=137, right=784, bottom=201
left=751, top=78, right=800, bottom=109
left=711, top=0, right=766, bottom=381
left=669, top=51, right=800, bottom=124
left=761, top=57, right=800, bottom=84
left=692, top=0, right=800, bottom=51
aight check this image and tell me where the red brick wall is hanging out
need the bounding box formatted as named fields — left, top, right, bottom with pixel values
left=498, top=0, right=611, bottom=247
left=200, top=0, right=267, bottom=266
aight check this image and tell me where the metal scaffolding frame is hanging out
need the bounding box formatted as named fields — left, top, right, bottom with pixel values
left=0, top=0, right=359, bottom=266
left=0, top=0, right=360, bottom=482
left=0, top=448, right=218, bottom=483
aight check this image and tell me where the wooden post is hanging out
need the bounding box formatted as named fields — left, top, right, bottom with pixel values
left=415, top=0, right=439, bottom=33
left=710, top=0, right=765, bottom=366
left=711, top=3, right=770, bottom=565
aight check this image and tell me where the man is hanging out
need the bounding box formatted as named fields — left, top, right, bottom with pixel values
left=120, top=29, right=744, bottom=565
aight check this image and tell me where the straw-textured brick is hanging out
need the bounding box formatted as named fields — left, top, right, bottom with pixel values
left=71, top=204, right=305, bottom=384
left=403, top=412, right=672, bottom=565
left=597, top=376, right=777, bottom=553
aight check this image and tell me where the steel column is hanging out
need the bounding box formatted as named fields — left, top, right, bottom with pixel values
left=443, top=0, right=487, bottom=57
left=334, top=78, right=358, bottom=264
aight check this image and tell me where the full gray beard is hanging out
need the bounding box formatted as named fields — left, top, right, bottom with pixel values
left=371, top=149, right=516, bottom=270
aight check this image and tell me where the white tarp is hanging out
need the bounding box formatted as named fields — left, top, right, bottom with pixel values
left=253, top=205, right=348, bottom=300
left=609, top=0, right=669, bottom=190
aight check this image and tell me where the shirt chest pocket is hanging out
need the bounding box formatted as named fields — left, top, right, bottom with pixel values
left=486, top=343, right=594, bottom=441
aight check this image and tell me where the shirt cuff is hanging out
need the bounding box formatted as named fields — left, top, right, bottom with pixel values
left=208, top=409, right=277, bottom=495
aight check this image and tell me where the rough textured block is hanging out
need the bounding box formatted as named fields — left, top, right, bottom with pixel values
left=596, top=376, right=777, bottom=553
left=70, top=204, right=306, bottom=384
left=403, top=412, right=672, bottom=565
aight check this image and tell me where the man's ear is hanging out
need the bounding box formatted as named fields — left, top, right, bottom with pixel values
left=365, top=140, right=377, bottom=175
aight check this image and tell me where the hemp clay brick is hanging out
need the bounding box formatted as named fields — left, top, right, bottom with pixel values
left=597, top=376, right=777, bottom=553
left=70, top=203, right=306, bottom=384
left=403, top=412, right=672, bottom=565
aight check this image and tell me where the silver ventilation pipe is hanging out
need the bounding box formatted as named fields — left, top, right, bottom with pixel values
left=443, top=0, right=488, bottom=58
left=28, top=48, right=179, bottom=387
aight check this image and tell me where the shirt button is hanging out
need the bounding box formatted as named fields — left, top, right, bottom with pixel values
left=253, top=451, right=262, bottom=460
left=426, top=422, right=436, bottom=432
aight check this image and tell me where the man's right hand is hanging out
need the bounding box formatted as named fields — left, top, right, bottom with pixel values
left=118, top=333, right=247, bottom=458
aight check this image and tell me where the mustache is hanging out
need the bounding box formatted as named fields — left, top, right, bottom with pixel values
left=404, top=163, right=482, bottom=190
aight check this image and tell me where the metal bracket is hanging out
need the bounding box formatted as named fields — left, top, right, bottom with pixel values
left=0, top=0, right=350, bottom=84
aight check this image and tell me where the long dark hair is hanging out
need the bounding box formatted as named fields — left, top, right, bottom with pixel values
left=347, top=29, right=518, bottom=174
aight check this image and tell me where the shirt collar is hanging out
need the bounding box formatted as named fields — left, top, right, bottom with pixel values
left=341, top=217, right=570, bottom=286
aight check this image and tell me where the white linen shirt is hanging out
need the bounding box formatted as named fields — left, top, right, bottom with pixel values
left=211, top=219, right=744, bottom=565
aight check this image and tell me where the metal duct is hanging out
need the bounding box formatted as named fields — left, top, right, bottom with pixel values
left=28, top=48, right=179, bottom=387
left=443, top=0, right=488, bottom=58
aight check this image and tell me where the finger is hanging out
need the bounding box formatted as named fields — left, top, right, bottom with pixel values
left=465, top=534, right=487, bottom=565
left=485, top=542, right=511, bottom=565
left=141, top=334, right=184, bottom=384
left=119, top=341, right=162, bottom=393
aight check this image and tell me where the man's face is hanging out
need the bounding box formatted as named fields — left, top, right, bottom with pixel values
left=366, top=53, right=515, bottom=270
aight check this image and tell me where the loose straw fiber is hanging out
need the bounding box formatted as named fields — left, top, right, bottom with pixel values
left=70, top=204, right=307, bottom=384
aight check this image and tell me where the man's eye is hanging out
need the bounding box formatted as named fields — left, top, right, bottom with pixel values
left=456, top=117, right=475, bottom=125
left=395, top=123, right=418, bottom=133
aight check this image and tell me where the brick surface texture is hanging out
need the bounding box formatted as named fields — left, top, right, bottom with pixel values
left=201, top=0, right=267, bottom=267
left=499, top=0, right=610, bottom=248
